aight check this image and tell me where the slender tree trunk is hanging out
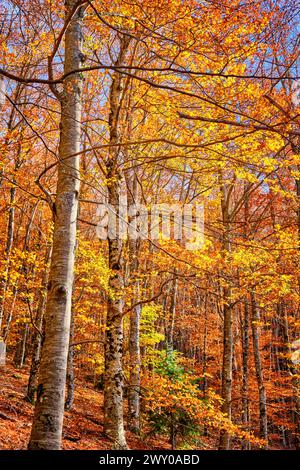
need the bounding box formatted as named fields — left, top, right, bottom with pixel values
left=219, top=181, right=234, bottom=450
left=28, top=1, right=84, bottom=449
left=128, top=279, right=141, bottom=433
left=27, top=246, right=51, bottom=402
left=13, top=323, right=29, bottom=368
left=219, top=289, right=233, bottom=450
left=0, top=138, right=25, bottom=336
left=127, top=175, right=141, bottom=434
left=251, top=292, right=268, bottom=445
left=294, top=168, right=300, bottom=448
left=0, top=185, right=16, bottom=334
left=3, top=201, right=38, bottom=342
left=65, top=310, right=75, bottom=411
left=170, top=412, right=177, bottom=449
left=3, top=288, right=18, bottom=342
left=104, top=214, right=127, bottom=448
left=168, top=272, right=178, bottom=350
left=283, top=302, right=300, bottom=449
left=295, top=176, right=300, bottom=239
left=241, top=183, right=250, bottom=449
left=103, top=36, right=130, bottom=450
left=241, top=298, right=250, bottom=449
left=201, top=293, right=208, bottom=436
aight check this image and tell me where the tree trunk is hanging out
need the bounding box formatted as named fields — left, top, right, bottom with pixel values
left=127, top=174, right=141, bottom=434
left=241, top=298, right=250, bottom=449
left=27, top=245, right=51, bottom=403
left=104, top=233, right=127, bottom=449
left=167, top=272, right=178, bottom=351
left=251, top=292, right=268, bottom=445
left=219, top=180, right=234, bottom=450
left=219, top=289, right=233, bottom=450
left=293, top=169, right=300, bottom=448
left=201, top=293, right=208, bottom=436
left=65, top=310, right=75, bottom=411
left=13, top=323, right=29, bottom=368
left=103, top=36, right=130, bottom=450
left=128, top=290, right=141, bottom=434
left=28, top=1, right=84, bottom=450
left=241, top=183, right=251, bottom=449
left=0, top=185, right=16, bottom=334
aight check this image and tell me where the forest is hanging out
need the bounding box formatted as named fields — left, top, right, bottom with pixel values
left=0, top=0, right=299, bottom=453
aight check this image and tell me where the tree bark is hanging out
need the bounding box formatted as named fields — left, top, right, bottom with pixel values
left=103, top=36, right=130, bottom=450
left=293, top=166, right=300, bottom=448
left=3, top=201, right=38, bottom=342
left=251, top=292, right=268, bottom=445
left=219, top=180, right=234, bottom=450
left=241, top=298, right=250, bottom=449
left=28, top=0, right=84, bottom=449
left=0, top=185, right=16, bottom=334
left=167, top=272, right=178, bottom=351
left=241, top=184, right=250, bottom=449
left=127, top=174, right=141, bottom=434
left=128, top=270, right=141, bottom=434
left=13, top=323, right=29, bottom=368
left=65, top=310, right=75, bottom=411
left=27, top=247, right=51, bottom=402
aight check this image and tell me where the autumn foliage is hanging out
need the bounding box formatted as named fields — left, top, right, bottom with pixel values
left=0, top=0, right=299, bottom=451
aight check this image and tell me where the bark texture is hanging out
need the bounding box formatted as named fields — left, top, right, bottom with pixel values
left=219, top=181, right=233, bottom=450
left=28, top=0, right=83, bottom=449
left=251, top=292, right=268, bottom=445
left=293, top=154, right=300, bottom=448
left=0, top=185, right=16, bottom=333
left=27, top=245, right=51, bottom=403
left=65, top=310, right=75, bottom=411
left=241, top=299, right=250, bottom=449
left=127, top=174, right=141, bottom=434
left=103, top=36, right=130, bottom=450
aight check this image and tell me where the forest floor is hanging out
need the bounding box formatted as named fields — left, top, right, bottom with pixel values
left=0, top=359, right=170, bottom=450
left=0, top=359, right=291, bottom=451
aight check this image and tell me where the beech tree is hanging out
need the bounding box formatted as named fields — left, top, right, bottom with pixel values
left=28, top=0, right=85, bottom=450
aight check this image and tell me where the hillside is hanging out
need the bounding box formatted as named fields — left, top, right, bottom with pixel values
left=0, top=359, right=165, bottom=450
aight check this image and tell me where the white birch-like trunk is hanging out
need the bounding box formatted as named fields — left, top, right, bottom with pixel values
left=28, top=0, right=83, bottom=450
